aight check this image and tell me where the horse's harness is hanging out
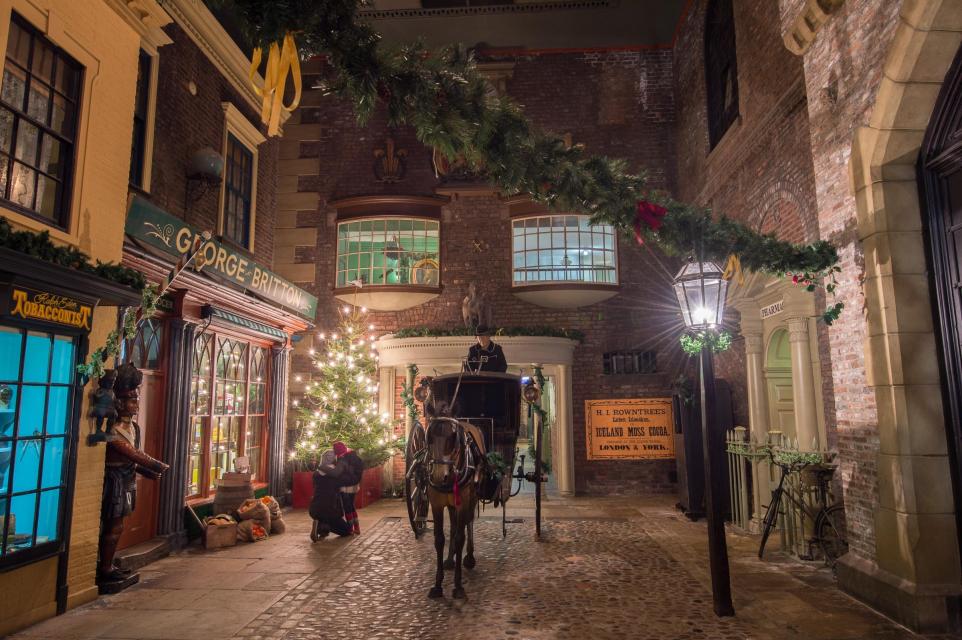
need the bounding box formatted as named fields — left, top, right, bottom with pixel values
left=425, top=416, right=478, bottom=493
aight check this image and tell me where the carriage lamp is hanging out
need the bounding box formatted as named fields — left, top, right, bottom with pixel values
left=673, top=260, right=728, bottom=329
left=414, top=384, right=430, bottom=404
left=672, top=257, right=734, bottom=618
left=522, top=382, right=541, bottom=404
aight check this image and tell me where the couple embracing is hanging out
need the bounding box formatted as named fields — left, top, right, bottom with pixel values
left=310, top=441, right=364, bottom=540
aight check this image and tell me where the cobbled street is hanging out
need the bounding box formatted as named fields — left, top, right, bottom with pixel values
left=9, top=497, right=952, bottom=640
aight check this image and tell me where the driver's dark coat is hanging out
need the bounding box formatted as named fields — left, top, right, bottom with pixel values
left=467, top=341, right=508, bottom=372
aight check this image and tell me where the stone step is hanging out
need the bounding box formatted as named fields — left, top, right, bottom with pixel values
left=115, top=536, right=171, bottom=572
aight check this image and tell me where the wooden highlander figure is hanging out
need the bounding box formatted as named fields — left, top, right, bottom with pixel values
left=98, top=363, right=169, bottom=586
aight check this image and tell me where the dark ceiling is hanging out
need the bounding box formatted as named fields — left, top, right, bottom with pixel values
left=361, top=1, right=691, bottom=52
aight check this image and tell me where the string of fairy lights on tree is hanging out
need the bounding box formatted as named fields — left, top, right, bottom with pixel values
left=290, top=304, right=403, bottom=467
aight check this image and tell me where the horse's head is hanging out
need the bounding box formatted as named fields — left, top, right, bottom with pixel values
left=426, top=417, right=462, bottom=487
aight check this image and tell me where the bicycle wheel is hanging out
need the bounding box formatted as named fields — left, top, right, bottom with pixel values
left=816, top=503, right=848, bottom=565
left=757, top=489, right=782, bottom=559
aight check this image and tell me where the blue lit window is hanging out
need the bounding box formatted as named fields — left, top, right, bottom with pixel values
left=0, top=325, right=74, bottom=561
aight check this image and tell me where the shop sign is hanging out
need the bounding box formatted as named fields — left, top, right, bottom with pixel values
left=8, top=286, right=92, bottom=329
left=760, top=300, right=784, bottom=319
left=585, top=398, right=675, bottom=460
left=125, top=196, right=318, bottom=320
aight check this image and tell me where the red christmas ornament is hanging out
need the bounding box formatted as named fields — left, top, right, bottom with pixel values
left=633, top=200, right=668, bottom=245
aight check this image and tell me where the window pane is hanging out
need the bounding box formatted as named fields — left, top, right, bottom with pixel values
left=40, top=436, right=63, bottom=488
left=1, top=65, right=26, bottom=111
left=36, top=488, right=60, bottom=543
left=35, top=174, right=60, bottom=220
left=14, top=120, right=37, bottom=163
left=39, top=134, right=62, bottom=176
left=187, top=417, right=203, bottom=496
left=7, top=492, right=36, bottom=553
left=45, top=386, right=68, bottom=436
left=0, top=327, right=23, bottom=380
left=49, top=336, right=73, bottom=384
left=16, top=385, right=44, bottom=438
left=6, top=22, right=29, bottom=67
left=10, top=162, right=35, bottom=209
left=49, top=94, right=74, bottom=138
left=31, top=39, right=54, bottom=83
left=0, top=107, right=13, bottom=154
left=27, top=79, right=50, bottom=123
left=22, top=332, right=50, bottom=382
left=0, top=384, right=16, bottom=438
left=13, top=438, right=40, bottom=493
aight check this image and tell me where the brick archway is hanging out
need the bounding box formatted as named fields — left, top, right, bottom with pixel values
left=846, top=0, right=962, bottom=631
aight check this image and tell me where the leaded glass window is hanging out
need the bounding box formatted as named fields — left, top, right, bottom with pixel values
left=122, top=318, right=164, bottom=371
left=511, top=215, right=617, bottom=284
left=336, top=218, right=440, bottom=287
left=0, top=14, right=82, bottom=227
left=0, top=326, right=75, bottom=561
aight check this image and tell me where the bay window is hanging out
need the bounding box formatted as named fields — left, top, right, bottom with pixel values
left=512, top=215, right=617, bottom=284
left=336, top=218, right=440, bottom=288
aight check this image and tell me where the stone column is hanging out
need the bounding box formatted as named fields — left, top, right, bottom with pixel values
left=787, top=316, right=819, bottom=450
left=156, top=320, right=195, bottom=548
left=555, top=363, right=575, bottom=496
left=267, top=345, right=292, bottom=500
left=743, top=331, right=769, bottom=528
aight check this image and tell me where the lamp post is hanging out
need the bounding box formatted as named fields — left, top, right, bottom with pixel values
left=673, top=259, right=735, bottom=617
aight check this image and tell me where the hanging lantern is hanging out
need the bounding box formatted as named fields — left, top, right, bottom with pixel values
left=672, top=260, right=728, bottom=330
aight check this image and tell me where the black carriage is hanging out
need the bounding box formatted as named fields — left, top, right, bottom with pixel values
left=404, top=370, right=547, bottom=538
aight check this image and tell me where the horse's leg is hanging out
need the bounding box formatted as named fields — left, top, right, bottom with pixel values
left=464, top=517, right=476, bottom=569
left=452, top=505, right=467, bottom=599
left=428, top=499, right=444, bottom=599
left=443, top=505, right=456, bottom=570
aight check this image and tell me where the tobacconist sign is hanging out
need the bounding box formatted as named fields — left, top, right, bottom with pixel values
left=585, top=398, right=675, bottom=460
left=125, top=196, right=318, bottom=320
left=4, top=286, right=93, bottom=330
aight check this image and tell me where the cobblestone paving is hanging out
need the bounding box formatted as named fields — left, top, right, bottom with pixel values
left=241, top=517, right=765, bottom=640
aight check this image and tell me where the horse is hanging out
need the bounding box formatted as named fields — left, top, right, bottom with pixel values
left=425, top=415, right=480, bottom=599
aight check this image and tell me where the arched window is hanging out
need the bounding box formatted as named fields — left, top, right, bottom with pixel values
left=705, top=0, right=739, bottom=148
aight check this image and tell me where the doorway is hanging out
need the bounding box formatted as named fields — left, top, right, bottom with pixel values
left=765, top=328, right=795, bottom=441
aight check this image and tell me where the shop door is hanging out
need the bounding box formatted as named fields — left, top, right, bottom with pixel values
left=118, top=321, right=166, bottom=550
left=765, top=328, right=795, bottom=440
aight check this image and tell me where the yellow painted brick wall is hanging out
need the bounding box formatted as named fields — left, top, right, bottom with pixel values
left=0, top=0, right=142, bottom=635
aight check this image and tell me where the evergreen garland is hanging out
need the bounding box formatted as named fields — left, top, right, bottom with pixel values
left=216, top=0, right=842, bottom=315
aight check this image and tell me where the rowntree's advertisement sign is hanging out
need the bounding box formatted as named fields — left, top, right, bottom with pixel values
left=585, top=398, right=675, bottom=460
left=125, top=196, right=317, bottom=320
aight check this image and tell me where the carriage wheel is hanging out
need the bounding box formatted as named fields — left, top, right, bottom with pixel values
left=534, top=408, right=543, bottom=538
left=405, top=425, right=429, bottom=538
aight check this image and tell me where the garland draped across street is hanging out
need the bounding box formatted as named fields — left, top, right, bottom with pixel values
left=217, top=0, right=843, bottom=322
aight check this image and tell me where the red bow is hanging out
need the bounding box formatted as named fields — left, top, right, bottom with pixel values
left=633, top=201, right=667, bottom=245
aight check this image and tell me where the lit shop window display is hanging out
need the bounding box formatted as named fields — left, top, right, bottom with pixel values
left=0, top=327, right=74, bottom=558
left=336, top=218, right=440, bottom=287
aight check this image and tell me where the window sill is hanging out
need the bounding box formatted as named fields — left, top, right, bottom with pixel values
left=333, top=285, right=442, bottom=311
left=511, top=283, right=619, bottom=309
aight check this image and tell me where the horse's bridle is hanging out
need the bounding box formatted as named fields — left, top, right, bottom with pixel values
left=426, top=417, right=475, bottom=492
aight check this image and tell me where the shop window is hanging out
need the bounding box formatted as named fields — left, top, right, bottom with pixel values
left=122, top=318, right=164, bottom=371
left=336, top=218, right=440, bottom=287
left=188, top=333, right=269, bottom=499
left=128, top=50, right=151, bottom=189
left=603, top=350, right=657, bottom=375
left=0, top=326, right=75, bottom=561
left=511, top=215, right=617, bottom=284
left=0, top=14, right=83, bottom=228
left=705, top=0, right=739, bottom=148
left=222, top=134, right=253, bottom=249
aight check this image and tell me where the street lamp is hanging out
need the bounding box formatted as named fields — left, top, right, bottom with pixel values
left=673, top=259, right=735, bottom=617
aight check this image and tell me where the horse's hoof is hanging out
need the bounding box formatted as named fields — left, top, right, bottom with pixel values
left=452, top=587, right=467, bottom=600
left=428, top=587, right=444, bottom=599
left=464, top=555, right=476, bottom=570
left=443, top=559, right=455, bottom=570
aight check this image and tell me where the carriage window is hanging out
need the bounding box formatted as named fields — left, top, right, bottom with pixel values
left=0, top=326, right=75, bottom=562
left=512, top=215, right=617, bottom=285
left=187, top=333, right=270, bottom=499
left=336, top=218, right=440, bottom=288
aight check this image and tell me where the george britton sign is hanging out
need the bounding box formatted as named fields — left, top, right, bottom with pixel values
left=125, top=196, right=317, bottom=320
left=585, top=398, right=675, bottom=460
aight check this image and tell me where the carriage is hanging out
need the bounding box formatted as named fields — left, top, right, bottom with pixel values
left=404, top=369, right=547, bottom=539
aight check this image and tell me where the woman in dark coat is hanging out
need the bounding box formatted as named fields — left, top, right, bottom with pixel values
left=310, top=450, right=352, bottom=540
left=328, top=441, right=364, bottom=535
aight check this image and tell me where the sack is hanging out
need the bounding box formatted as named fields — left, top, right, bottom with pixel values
left=260, top=495, right=281, bottom=519
left=237, top=498, right=271, bottom=532
left=236, top=519, right=269, bottom=542
left=270, top=517, right=286, bottom=535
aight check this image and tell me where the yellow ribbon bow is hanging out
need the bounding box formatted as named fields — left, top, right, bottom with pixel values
left=722, top=254, right=744, bottom=286
left=249, top=32, right=302, bottom=136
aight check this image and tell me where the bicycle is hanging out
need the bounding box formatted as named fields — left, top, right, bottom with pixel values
left=757, top=451, right=848, bottom=566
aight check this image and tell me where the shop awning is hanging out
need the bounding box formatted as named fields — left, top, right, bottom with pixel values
left=201, top=305, right=287, bottom=342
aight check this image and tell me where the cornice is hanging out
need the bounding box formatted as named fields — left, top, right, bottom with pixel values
left=104, top=0, right=173, bottom=52
left=158, top=0, right=265, bottom=115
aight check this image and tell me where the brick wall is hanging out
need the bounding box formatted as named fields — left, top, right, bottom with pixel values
left=788, top=0, right=905, bottom=562
left=285, top=51, right=685, bottom=495
left=147, top=23, right=278, bottom=266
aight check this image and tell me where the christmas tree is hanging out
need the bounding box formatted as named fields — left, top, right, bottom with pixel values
left=291, top=305, right=401, bottom=468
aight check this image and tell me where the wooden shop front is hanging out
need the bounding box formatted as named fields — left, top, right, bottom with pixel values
left=122, top=196, right=316, bottom=548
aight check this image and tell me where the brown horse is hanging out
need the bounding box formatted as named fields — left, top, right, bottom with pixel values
left=425, top=416, right=479, bottom=599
